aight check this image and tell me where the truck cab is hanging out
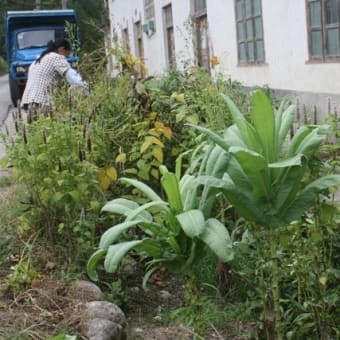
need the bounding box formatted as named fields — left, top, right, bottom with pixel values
left=5, top=9, right=78, bottom=106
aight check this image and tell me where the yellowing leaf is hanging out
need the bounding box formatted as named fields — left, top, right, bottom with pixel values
left=171, top=92, right=185, bottom=103
left=185, top=114, right=199, bottom=125
left=153, top=146, right=164, bottom=163
left=106, top=167, right=118, bottom=181
left=151, top=168, right=159, bottom=179
left=171, top=147, right=180, bottom=156
left=141, top=139, right=152, bottom=153
left=210, top=55, right=220, bottom=67
left=150, top=136, right=164, bottom=147
left=154, top=122, right=164, bottom=129
left=149, top=112, right=158, bottom=120
left=98, top=169, right=111, bottom=190
left=162, top=126, right=173, bottom=140
left=319, top=276, right=327, bottom=286
left=115, top=152, right=126, bottom=163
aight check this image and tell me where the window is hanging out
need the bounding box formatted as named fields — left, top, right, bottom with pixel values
left=306, top=0, right=340, bottom=61
left=193, top=0, right=210, bottom=72
left=122, top=27, right=130, bottom=52
left=163, top=4, right=176, bottom=68
left=144, top=0, right=155, bottom=21
left=235, top=0, right=265, bottom=64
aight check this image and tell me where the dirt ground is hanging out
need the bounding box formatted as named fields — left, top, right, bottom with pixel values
left=0, top=184, right=247, bottom=340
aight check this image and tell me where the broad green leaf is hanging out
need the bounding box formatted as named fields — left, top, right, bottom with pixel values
left=281, top=175, right=340, bottom=223
left=220, top=175, right=268, bottom=225
left=104, top=240, right=145, bottom=273
left=102, top=198, right=153, bottom=222
left=160, top=165, right=183, bottom=213
left=294, top=125, right=329, bottom=159
left=200, top=218, right=234, bottom=262
left=251, top=90, right=275, bottom=162
left=269, top=154, right=303, bottom=168
left=223, top=124, right=247, bottom=149
left=87, top=248, right=107, bottom=281
left=230, top=147, right=270, bottom=200
left=187, top=124, right=230, bottom=151
left=275, top=104, right=295, bottom=154
left=286, top=126, right=316, bottom=158
left=136, top=239, right=162, bottom=258
left=99, top=220, right=143, bottom=248
left=120, top=177, right=163, bottom=202
left=226, top=156, right=253, bottom=193
left=126, top=201, right=168, bottom=221
left=176, top=209, right=206, bottom=238
left=205, top=145, right=230, bottom=178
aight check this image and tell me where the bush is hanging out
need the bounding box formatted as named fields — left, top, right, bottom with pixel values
left=0, top=56, right=7, bottom=76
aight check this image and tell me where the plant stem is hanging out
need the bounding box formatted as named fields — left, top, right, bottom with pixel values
left=270, top=231, right=283, bottom=340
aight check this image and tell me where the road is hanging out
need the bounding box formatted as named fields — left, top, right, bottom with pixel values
left=0, top=75, right=11, bottom=124
left=0, top=74, right=13, bottom=163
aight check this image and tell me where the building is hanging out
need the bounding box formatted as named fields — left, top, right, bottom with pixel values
left=106, top=0, right=340, bottom=120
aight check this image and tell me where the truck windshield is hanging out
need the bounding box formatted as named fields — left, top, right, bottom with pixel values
left=17, top=29, right=66, bottom=49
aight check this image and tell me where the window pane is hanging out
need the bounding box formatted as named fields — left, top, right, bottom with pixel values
left=255, top=17, right=263, bottom=38
left=194, top=0, right=206, bottom=12
left=246, top=19, right=253, bottom=39
left=236, top=1, right=243, bottom=20
left=256, top=41, right=264, bottom=61
left=311, top=30, right=323, bottom=56
left=310, top=2, right=321, bottom=27
left=327, top=28, right=340, bottom=55
left=253, top=0, right=261, bottom=16
left=245, top=0, right=252, bottom=17
left=239, top=43, right=246, bottom=61
left=326, top=0, right=339, bottom=24
left=248, top=42, right=255, bottom=61
left=238, top=22, right=245, bottom=40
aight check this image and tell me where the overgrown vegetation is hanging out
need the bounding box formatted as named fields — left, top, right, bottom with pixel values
left=1, top=48, right=340, bottom=339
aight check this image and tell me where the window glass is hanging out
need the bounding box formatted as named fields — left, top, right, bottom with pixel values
left=327, top=28, right=340, bottom=54
left=239, top=43, right=246, bottom=61
left=238, top=22, right=245, bottom=40
left=325, top=0, right=339, bottom=24
left=253, top=0, right=261, bottom=16
left=236, top=0, right=243, bottom=20
left=255, top=17, right=263, bottom=38
left=245, top=0, right=252, bottom=17
left=248, top=41, right=255, bottom=61
left=17, top=30, right=59, bottom=49
left=310, top=2, right=321, bottom=27
left=256, top=41, right=264, bottom=61
left=311, top=30, right=323, bottom=57
left=246, top=19, right=253, bottom=39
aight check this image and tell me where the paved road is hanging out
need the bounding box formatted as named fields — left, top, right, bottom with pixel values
left=0, top=75, right=11, bottom=124
left=0, top=74, right=13, bottom=163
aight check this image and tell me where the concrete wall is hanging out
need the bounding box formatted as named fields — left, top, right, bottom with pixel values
left=107, top=0, right=340, bottom=119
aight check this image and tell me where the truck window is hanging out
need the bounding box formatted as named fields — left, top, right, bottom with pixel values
left=17, top=29, right=66, bottom=49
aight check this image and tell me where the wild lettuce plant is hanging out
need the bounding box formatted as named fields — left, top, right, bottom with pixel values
left=189, top=90, right=340, bottom=339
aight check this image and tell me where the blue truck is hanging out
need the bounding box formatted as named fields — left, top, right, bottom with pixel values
left=4, top=9, right=78, bottom=106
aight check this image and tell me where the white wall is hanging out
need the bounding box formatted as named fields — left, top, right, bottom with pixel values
left=108, top=0, right=340, bottom=99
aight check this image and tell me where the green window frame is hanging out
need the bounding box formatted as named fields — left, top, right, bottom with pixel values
left=235, top=0, right=265, bottom=64
left=306, top=0, right=340, bottom=61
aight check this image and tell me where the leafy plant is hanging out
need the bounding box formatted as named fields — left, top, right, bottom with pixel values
left=189, top=89, right=340, bottom=339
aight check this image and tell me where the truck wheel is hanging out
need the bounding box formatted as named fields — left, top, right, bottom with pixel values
left=9, top=76, right=21, bottom=107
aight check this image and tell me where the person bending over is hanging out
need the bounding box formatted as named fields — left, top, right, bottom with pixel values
left=21, top=38, right=87, bottom=122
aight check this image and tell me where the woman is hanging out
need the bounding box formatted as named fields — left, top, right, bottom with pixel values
left=21, top=38, right=87, bottom=122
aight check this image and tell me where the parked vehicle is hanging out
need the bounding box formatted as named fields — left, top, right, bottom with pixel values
left=4, top=9, right=78, bottom=106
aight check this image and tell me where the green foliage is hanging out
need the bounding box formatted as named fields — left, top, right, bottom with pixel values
left=0, top=56, right=7, bottom=75
left=87, top=163, right=234, bottom=285
left=5, top=115, right=103, bottom=253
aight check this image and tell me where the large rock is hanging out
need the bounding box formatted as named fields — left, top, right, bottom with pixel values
left=73, top=280, right=105, bottom=301
left=82, top=318, right=125, bottom=340
left=84, top=301, right=126, bottom=326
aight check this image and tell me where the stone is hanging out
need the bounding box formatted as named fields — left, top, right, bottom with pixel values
left=84, top=301, right=126, bottom=326
left=73, top=280, right=104, bottom=301
left=82, top=318, right=125, bottom=340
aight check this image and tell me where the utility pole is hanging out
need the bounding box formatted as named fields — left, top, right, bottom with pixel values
left=61, top=0, right=67, bottom=9
left=35, top=0, right=41, bottom=10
